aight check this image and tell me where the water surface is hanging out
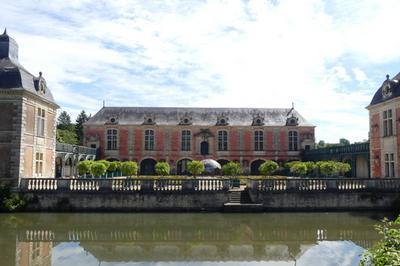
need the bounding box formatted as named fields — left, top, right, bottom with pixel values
left=0, top=212, right=391, bottom=266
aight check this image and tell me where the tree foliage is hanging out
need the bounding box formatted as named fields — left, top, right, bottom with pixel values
left=155, top=162, right=171, bottom=176
left=222, top=162, right=242, bottom=176
left=121, top=161, right=138, bottom=177
left=360, top=216, right=400, bottom=266
left=97, top=160, right=111, bottom=172
left=57, top=110, right=74, bottom=131
left=187, top=160, right=205, bottom=177
left=56, top=129, right=78, bottom=145
left=259, top=160, right=279, bottom=176
left=75, top=110, right=89, bottom=145
left=290, top=162, right=308, bottom=176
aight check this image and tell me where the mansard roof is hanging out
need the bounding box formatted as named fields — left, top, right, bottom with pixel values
left=369, top=73, right=400, bottom=107
left=0, top=30, right=57, bottom=106
left=86, top=106, right=314, bottom=127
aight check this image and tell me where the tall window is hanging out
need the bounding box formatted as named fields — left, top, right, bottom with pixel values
left=385, top=153, right=395, bottom=177
left=181, top=130, right=191, bottom=151
left=218, top=130, right=228, bottom=151
left=288, top=131, right=298, bottom=151
left=144, top=129, right=154, bottom=150
left=36, top=108, right=45, bottom=137
left=254, top=130, right=264, bottom=151
left=35, top=152, right=44, bottom=176
left=383, top=109, right=393, bottom=137
left=107, top=129, right=118, bottom=150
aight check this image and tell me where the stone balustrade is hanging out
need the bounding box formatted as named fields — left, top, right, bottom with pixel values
left=248, top=178, right=400, bottom=192
left=20, top=178, right=231, bottom=192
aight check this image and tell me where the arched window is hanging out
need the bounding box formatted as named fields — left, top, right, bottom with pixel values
left=218, top=130, right=228, bottom=151
left=181, top=130, right=191, bottom=151
left=288, top=131, right=298, bottom=151
left=144, top=129, right=155, bottom=151
left=107, top=129, right=118, bottom=150
left=254, top=130, right=264, bottom=151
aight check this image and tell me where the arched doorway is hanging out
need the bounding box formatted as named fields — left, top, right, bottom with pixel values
left=250, top=159, right=265, bottom=175
left=177, top=158, right=192, bottom=175
left=64, top=157, right=73, bottom=177
left=140, top=158, right=157, bottom=175
left=200, top=141, right=209, bottom=155
left=55, top=157, right=62, bottom=178
left=217, top=159, right=230, bottom=167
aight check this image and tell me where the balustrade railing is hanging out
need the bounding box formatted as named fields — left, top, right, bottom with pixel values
left=20, top=178, right=230, bottom=192
left=248, top=178, right=400, bottom=192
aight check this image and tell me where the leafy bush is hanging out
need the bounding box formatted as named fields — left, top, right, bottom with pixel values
left=155, top=162, right=170, bottom=176
left=259, top=160, right=279, bottom=176
left=187, top=160, right=205, bottom=177
left=304, top=161, right=317, bottom=175
left=3, top=194, right=26, bottom=212
left=337, top=162, right=351, bottom=176
left=290, top=162, right=308, bottom=176
left=97, top=160, right=111, bottom=171
left=319, top=161, right=339, bottom=177
left=108, top=161, right=118, bottom=172
left=222, top=162, right=242, bottom=176
left=77, top=160, right=92, bottom=175
left=121, top=161, right=138, bottom=177
left=90, top=162, right=107, bottom=177
left=360, top=216, right=400, bottom=266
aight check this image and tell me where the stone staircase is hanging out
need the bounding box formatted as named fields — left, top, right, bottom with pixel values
left=224, top=189, right=263, bottom=212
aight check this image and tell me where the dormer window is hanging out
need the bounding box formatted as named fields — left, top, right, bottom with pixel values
left=286, top=115, right=299, bottom=126
left=252, top=115, right=264, bottom=126
left=179, top=114, right=192, bottom=125
left=143, top=115, right=156, bottom=125
left=216, top=115, right=229, bottom=126
left=105, top=116, right=118, bottom=125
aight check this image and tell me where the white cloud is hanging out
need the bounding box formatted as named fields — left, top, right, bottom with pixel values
left=1, top=0, right=400, bottom=142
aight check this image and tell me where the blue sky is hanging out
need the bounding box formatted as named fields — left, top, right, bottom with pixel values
left=1, top=0, right=400, bottom=142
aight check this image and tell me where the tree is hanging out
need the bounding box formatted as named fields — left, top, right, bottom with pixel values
left=56, top=129, right=78, bottom=145
left=77, top=160, right=92, bottom=177
left=290, top=162, right=308, bottom=176
left=155, top=162, right=170, bottom=176
left=90, top=162, right=107, bottom=177
left=259, top=160, right=279, bottom=176
left=317, top=140, right=326, bottom=148
left=187, top=160, right=204, bottom=178
left=360, top=216, right=400, bottom=265
left=57, top=110, right=74, bottom=131
left=121, top=161, right=138, bottom=177
left=339, top=138, right=350, bottom=146
left=222, top=162, right=242, bottom=176
left=75, top=110, right=89, bottom=145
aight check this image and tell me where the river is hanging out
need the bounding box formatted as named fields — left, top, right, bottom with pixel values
left=0, top=212, right=393, bottom=266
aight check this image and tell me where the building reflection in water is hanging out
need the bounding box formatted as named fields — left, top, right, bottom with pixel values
left=0, top=212, right=389, bottom=265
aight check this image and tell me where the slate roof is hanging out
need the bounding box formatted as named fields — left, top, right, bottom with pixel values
left=369, top=73, right=400, bottom=107
left=86, top=106, right=314, bottom=127
left=0, top=29, right=57, bottom=106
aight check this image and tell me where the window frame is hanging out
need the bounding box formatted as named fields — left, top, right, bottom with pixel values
left=36, top=108, right=45, bottom=137
left=384, top=153, right=395, bottom=177
left=35, top=152, right=44, bottom=177
left=106, top=128, right=118, bottom=150
left=218, top=130, right=228, bottom=151
left=383, top=109, right=393, bottom=137
left=181, top=129, right=191, bottom=151
left=288, top=131, right=298, bottom=151
left=254, top=130, right=264, bottom=151
left=144, top=129, right=155, bottom=151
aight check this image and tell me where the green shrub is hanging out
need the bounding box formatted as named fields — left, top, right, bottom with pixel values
left=108, top=161, right=118, bottom=172
left=187, top=160, right=205, bottom=178
left=360, top=216, right=400, bottom=265
left=290, top=162, right=308, bottom=176
left=319, top=161, right=339, bottom=177
left=337, top=162, right=351, bottom=176
left=3, top=194, right=26, bottom=212
left=97, top=160, right=111, bottom=171
left=259, top=160, right=279, bottom=176
left=304, top=161, right=317, bottom=175
left=155, top=162, right=170, bottom=176
left=222, top=162, right=242, bottom=176
left=121, top=161, right=138, bottom=177
left=90, top=162, right=107, bottom=177
left=77, top=160, right=92, bottom=175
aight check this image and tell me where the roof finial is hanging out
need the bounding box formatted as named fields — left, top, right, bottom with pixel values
left=386, top=74, right=390, bottom=80
left=39, top=71, right=42, bottom=77
left=292, top=102, right=294, bottom=109
left=103, top=100, right=105, bottom=107
left=2, top=28, right=6, bottom=35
